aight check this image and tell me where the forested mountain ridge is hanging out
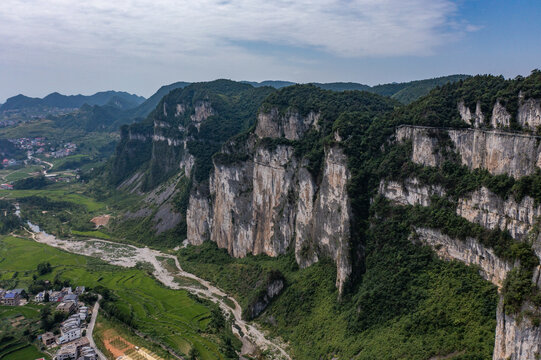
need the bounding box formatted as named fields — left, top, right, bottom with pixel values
left=106, top=71, right=541, bottom=359
left=0, top=90, right=145, bottom=111
left=245, top=74, right=469, bottom=103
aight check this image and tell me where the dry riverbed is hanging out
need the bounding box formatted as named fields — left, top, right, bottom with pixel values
left=28, top=227, right=290, bottom=359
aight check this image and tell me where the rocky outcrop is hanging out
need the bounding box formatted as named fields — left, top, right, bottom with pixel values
left=255, top=108, right=320, bottom=140
left=395, top=126, right=447, bottom=167
left=378, top=178, right=445, bottom=207
left=491, top=101, right=511, bottom=128
left=308, top=147, right=352, bottom=292
left=396, top=125, right=541, bottom=178
left=518, top=97, right=541, bottom=131
left=412, top=228, right=514, bottom=287
left=187, top=143, right=352, bottom=293
left=458, top=100, right=484, bottom=128
left=244, top=273, right=285, bottom=320
left=457, top=187, right=541, bottom=241
left=458, top=95, right=541, bottom=131
left=190, top=101, right=214, bottom=130
left=493, top=297, right=541, bottom=360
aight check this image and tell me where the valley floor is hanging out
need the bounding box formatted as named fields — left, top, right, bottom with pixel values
left=13, top=221, right=291, bottom=359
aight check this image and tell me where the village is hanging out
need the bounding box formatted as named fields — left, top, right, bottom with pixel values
left=8, top=137, right=77, bottom=159
left=1, top=285, right=100, bottom=360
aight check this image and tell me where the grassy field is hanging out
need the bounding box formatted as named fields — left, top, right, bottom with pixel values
left=0, top=304, right=41, bottom=321
left=0, top=304, right=48, bottom=360
left=0, top=235, right=227, bottom=360
left=0, top=165, right=43, bottom=183
left=0, top=186, right=107, bottom=212
left=0, top=342, right=49, bottom=360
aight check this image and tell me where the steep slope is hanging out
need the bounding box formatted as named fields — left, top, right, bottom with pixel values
left=185, top=85, right=398, bottom=294
left=124, top=81, right=191, bottom=120
left=377, top=71, right=541, bottom=360
left=109, top=80, right=276, bottom=246
left=108, top=72, right=541, bottom=359
left=174, top=83, right=500, bottom=359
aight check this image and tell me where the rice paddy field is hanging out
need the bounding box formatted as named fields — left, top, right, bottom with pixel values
left=0, top=165, right=43, bottom=183
left=0, top=235, right=227, bottom=359
left=0, top=342, right=49, bottom=360
left=0, top=304, right=48, bottom=360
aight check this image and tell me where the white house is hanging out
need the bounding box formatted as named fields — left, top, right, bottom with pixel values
left=58, top=323, right=81, bottom=344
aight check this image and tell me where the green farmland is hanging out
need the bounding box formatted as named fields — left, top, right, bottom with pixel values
left=0, top=236, right=227, bottom=360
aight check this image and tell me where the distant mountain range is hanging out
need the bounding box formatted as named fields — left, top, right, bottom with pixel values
left=0, top=91, right=146, bottom=112
left=1, top=75, right=469, bottom=133
left=244, top=75, right=470, bottom=104
left=44, top=82, right=192, bottom=132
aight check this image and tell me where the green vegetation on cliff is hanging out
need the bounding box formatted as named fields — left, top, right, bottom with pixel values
left=391, top=69, right=541, bottom=129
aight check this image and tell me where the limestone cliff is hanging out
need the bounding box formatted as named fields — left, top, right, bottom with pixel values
left=411, top=228, right=540, bottom=360
left=378, top=178, right=445, bottom=207
left=494, top=298, right=541, bottom=360
left=412, top=228, right=514, bottom=288
left=457, top=94, right=541, bottom=131
left=518, top=96, right=541, bottom=131
left=187, top=106, right=353, bottom=293
left=396, top=125, right=541, bottom=178
left=457, top=187, right=541, bottom=242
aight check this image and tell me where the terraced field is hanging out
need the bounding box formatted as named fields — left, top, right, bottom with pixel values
left=1, top=187, right=106, bottom=212
left=0, top=236, right=226, bottom=359
left=0, top=342, right=48, bottom=360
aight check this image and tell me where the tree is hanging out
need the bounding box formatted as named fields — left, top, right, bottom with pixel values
left=37, top=262, right=52, bottom=275
left=188, top=348, right=200, bottom=360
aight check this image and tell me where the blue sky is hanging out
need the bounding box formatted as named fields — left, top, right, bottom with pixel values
left=0, top=0, right=540, bottom=102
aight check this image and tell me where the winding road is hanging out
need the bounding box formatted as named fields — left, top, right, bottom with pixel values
left=26, top=223, right=290, bottom=359
left=87, top=295, right=107, bottom=360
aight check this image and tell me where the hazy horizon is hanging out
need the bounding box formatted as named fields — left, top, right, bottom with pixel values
left=1, top=0, right=540, bottom=103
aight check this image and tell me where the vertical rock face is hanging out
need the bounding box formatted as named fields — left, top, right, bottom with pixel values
left=251, top=146, right=298, bottom=256
left=457, top=96, right=541, bottom=131
left=186, top=185, right=212, bottom=245
left=491, top=101, right=511, bottom=128
left=255, top=107, right=320, bottom=140
left=448, top=129, right=541, bottom=178
left=294, top=167, right=319, bottom=268
left=395, top=126, right=445, bottom=167
left=378, top=178, right=445, bottom=207
left=311, top=147, right=352, bottom=293
left=518, top=98, right=541, bottom=131
left=493, top=298, right=541, bottom=360
left=458, top=100, right=484, bottom=128
left=209, top=160, right=254, bottom=257
left=190, top=101, right=214, bottom=130
left=187, top=140, right=353, bottom=292
left=457, top=187, right=541, bottom=241
left=396, top=125, right=541, bottom=178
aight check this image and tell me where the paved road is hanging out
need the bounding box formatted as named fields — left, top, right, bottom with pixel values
left=87, top=295, right=108, bottom=360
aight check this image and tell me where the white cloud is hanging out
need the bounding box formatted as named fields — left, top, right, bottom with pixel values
left=0, top=0, right=466, bottom=60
